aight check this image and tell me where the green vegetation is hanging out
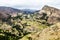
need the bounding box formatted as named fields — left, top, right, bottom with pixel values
left=0, top=13, right=51, bottom=40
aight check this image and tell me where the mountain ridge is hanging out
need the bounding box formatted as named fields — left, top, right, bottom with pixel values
left=0, top=6, right=36, bottom=20
left=39, top=5, right=60, bottom=24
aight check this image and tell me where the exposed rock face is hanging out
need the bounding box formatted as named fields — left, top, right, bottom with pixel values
left=39, top=5, right=60, bottom=24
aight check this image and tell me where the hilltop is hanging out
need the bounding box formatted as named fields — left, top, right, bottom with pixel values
left=39, top=5, right=60, bottom=24
left=0, top=6, right=21, bottom=20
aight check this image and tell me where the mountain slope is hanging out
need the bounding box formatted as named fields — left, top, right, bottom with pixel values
left=39, top=5, right=60, bottom=24
left=0, top=6, right=22, bottom=19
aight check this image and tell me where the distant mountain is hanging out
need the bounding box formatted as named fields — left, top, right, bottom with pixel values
left=0, top=6, right=22, bottom=20
left=21, top=9, right=37, bottom=14
left=0, top=6, right=36, bottom=20
left=0, top=6, right=22, bottom=13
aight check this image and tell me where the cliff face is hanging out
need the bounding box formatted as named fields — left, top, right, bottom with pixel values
left=39, top=5, right=60, bottom=24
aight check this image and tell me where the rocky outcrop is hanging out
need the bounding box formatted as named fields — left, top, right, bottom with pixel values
left=39, top=5, right=60, bottom=24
